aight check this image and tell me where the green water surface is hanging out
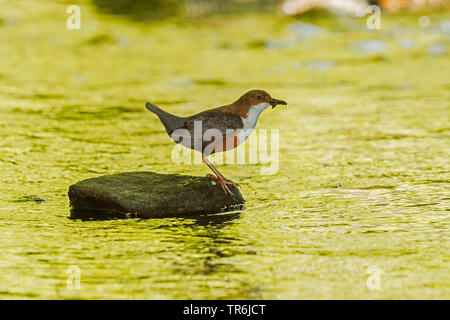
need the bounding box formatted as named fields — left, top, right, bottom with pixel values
left=0, top=0, right=449, bottom=299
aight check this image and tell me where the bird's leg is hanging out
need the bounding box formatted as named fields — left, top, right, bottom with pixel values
left=205, top=173, right=240, bottom=186
left=202, top=155, right=233, bottom=195
left=222, top=177, right=240, bottom=187
left=210, top=170, right=240, bottom=187
left=205, top=167, right=240, bottom=187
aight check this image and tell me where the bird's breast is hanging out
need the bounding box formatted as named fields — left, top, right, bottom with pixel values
left=238, top=102, right=270, bottom=142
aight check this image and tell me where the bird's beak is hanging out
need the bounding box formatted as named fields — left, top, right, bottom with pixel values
left=270, top=98, right=287, bottom=108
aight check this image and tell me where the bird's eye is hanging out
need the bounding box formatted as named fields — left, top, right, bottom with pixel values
left=257, top=95, right=263, bottom=100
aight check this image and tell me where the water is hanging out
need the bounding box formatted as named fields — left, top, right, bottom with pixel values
left=0, top=1, right=449, bottom=299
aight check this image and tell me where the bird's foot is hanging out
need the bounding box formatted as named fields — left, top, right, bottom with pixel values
left=206, top=174, right=239, bottom=186
left=219, top=178, right=233, bottom=195
left=224, top=178, right=240, bottom=187
left=206, top=174, right=233, bottom=195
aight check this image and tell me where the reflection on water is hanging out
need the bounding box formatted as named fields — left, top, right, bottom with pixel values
left=92, top=0, right=279, bottom=20
left=0, top=1, right=448, bottom=299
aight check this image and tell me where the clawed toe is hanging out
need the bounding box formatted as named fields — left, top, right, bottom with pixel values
left=206, top=174, right=233, bottom=195
left=207, top=174, right=239, bottom=187
left=220, top=180, right=233, bottom=195
left=225, top=179, right=240, bottom=187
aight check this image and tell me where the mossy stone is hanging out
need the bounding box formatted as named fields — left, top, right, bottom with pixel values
left=68, top=171, right=245, bottom=219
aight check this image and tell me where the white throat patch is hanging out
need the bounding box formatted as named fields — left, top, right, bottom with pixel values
left=239, top=102, right=270, bottom=142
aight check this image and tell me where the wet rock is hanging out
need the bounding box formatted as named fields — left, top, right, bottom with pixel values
left=68, top=171, right=245, bottom=219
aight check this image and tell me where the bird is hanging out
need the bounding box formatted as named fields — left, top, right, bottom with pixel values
left=145, top=89, right=287, bottom=195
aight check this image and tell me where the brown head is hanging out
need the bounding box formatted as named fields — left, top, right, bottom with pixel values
left=222, top=89, right=287, bottom=117
left=238, top=89, right=287, bottom=109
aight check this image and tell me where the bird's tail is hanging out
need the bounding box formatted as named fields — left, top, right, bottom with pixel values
left=145, top=101, right=161, bottom=114
left=145, top=102, right=185, bottom=135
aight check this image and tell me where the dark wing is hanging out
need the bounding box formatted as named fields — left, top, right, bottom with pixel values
left=184, top=110, right=243, bottom=133
left=181, top=110, right=243, bottom=152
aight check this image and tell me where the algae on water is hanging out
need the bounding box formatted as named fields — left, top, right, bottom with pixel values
left=0, top=0, right=448, bottom=299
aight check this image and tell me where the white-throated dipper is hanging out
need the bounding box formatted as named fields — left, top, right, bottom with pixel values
left=146, top=89, right=287, bottom=195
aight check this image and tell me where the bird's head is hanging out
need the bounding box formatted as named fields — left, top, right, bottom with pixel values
left=238, top=89, right=287, bottom=110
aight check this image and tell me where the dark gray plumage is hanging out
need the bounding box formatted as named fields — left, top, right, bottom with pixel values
left=146, top=102, right=243, bottom=153
left=145, top=102, right=186, bottom=135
